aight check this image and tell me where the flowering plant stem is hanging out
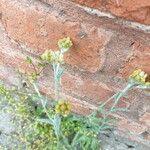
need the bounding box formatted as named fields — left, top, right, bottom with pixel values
left=33, top=82, right=62, bottom=147
left=32, top=52, right=72, bottom=149
left=98, top=83, right=134, bottom=130
left=110, top=83, right=134, bottom=112
left=53, top=63, right=60, bottom=100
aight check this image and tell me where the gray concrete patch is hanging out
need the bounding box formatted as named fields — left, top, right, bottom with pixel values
left=101, top=130, right=150, bottom=150
left=0, top=112, right=16, bottom=134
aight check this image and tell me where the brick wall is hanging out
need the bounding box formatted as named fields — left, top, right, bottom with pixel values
left=0, top=0, right=150, bottom=147
left=71, top=0, right=150, bottom=25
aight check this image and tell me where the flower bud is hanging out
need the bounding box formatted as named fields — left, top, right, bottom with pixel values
left=41, top=50, right=54, bottom=62
left=58, top=37, right=73, bottom=52
left=129, top=69, right=149, bottom=85
left=55, top=100, right=71, bottom=117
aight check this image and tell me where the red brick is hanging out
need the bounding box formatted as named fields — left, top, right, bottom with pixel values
left=1, top=0, right=150, bottom=76
left=119, top=41, right=150, bottom=78
left=140, top=112, right=150, bottom=126
left=61, top=72, right=131, bottom=108
left=31, top=0, right=150, bottom=75
left=61, top=72, right=113, bottom=104
left=71, top=0, right=150, bottom=25
left=0, top=22, right=36, bottom=73
left=118, top=119, right=148, bottom=135
left=0, top=0, right=113, bottom=73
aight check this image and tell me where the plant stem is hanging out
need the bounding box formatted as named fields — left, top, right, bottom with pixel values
left=71, top=131, right=80, bottom=148
left=32, top=83, right=53, bottom=122
left=30, top=61, right=38, bottom=75
left=53, top=63, right=60, bottom=100
left=99, top=83, right=134, bottom=130
left=98, top=93, right=117, bottom=109
left=110, top=83, right=133, bottom=112
left=33, top=82, right=63, bottom=147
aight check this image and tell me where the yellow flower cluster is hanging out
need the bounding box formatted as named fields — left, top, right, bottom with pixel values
left=129, top=69, right=150, bottom=85
left=41, top=37, right=73, bottom=64
left=55, top=100, right=71, bottom=117
left=58, top=37, right=73, bottom=51
left=41, top=50, right=53, bottom=62
left=41, top=50, right=64, bottom=64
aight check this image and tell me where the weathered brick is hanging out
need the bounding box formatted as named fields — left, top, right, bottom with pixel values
left=1, top=0, right=150, bottom=76
left=118, top=119, right=148, bottom=135
left=71, top=0, right=150, bottom=25
left=61, top=72, right=130, bottom=108
left=61, top=72, right=113, bottom=104
left=35, top=0, right=150, bottom=75
left=119, top=41, right=150, bottom=78
left=0, top=0, right=113, bottom=73
left=140, top=112, right=150, bottom=127
left=0, top=22, right=34, bottom=73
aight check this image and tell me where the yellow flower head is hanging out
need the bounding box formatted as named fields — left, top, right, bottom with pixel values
left=41, top=50, right=54, bottom=62
left=129, top=69, right=149, bottom=84
left=58, top=37, right=73, bottom=52
left=55, top=100, right=71, bottom=117
left=41, top=50, right=64, bottom=64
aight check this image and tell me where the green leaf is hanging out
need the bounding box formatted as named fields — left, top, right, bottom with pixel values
left=35, top=106, right=44, bottom=116
left=26, top=56, right=32, bottom=64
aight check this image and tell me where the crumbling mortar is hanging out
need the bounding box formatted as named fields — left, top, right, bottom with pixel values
left=78, top=4, right=150, bottom=33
